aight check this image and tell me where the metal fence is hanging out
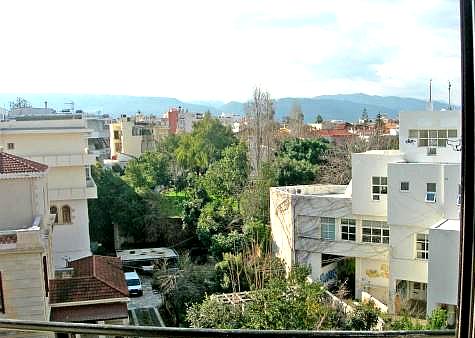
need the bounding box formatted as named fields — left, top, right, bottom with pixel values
left=0, top=319, right=455, bottom=338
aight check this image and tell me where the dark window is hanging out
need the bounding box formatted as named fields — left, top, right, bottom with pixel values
left=50, top=206, right=58, bottom=224
left=62, top=205, right=71, bottom=224
left=42, top=256, right=49, bottom=296
left=341, top=218, right=356, bottom=241
left=114, top=130, right=120, bottom=139
left=7, top=143, right=14, bottom=150
left=0, top=271, right=5, bottom=313
left=400, top=181, right=410, bottom=191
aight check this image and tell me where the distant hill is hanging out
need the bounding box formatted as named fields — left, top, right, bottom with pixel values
left=0, top=93, right=454, bottom=122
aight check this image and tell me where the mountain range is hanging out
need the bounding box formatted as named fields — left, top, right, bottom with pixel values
left=0, top=93, right=454, bottom=123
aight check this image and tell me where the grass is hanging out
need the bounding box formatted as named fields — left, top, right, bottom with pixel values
left=159, top=190, right=188, bottom=217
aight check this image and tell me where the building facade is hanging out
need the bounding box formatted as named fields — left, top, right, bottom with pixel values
left=0, top=113, right=97, bottom=268
left=271, top=109, right=461, bottom=315
left=0, top=152, right=55, bottom=338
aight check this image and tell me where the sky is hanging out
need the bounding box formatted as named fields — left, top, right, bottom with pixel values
left=0, top=0, right=461, bottom=103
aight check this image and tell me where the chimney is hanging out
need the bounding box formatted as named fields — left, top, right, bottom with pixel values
left=44, top=101, right=48, bottom=109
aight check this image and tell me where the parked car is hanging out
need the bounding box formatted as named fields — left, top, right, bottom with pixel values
left=124, top=271, right=143, bottom=296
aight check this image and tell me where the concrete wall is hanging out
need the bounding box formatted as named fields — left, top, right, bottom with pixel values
left=399, top=110, right=461, bottom=164
left=51, top=199, right=91, bottom=267
left=352, top=151, right=403, bottom=217
left=0, top=179, right=34, bottom=229
left=388, top=163, right=445, bottom=227
left=443, top=164, right=461, bottom=220
left=270, top=188, right=294, bottom=273
left=427, top=226, right=459, bottom=314
left=0, top=133, right=87, bottom=156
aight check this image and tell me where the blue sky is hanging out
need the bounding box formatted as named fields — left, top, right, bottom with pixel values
left=0, top=0, right=461, bottom=103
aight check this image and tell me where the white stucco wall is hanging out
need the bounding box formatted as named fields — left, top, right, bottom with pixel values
left=388, top=163, right=445, bottom=227
left=399, top=110, right=461, bottom=164
left=51, top=199, right=91, bottom=267
left=427, top=223, right=459, bottom=314
left=352, top=151, right=403, bottom=217
left=0, top=179, right=34, bottom=228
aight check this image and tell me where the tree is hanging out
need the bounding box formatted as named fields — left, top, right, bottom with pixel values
left=360, top=108, right=369, bottom=122
left=316, top=114, right=324, bottom=124
left=176, top=113, right=237, bottom=175
left=239, top=161, right=278, bottom=224
left=88, top=165, right=147, bottom=251
left=155, top=255, right=221, bottom=326
left=123, top=151, right=170, bottom=193
left=187, top=266, right=338, bottom=330
left=202, top=143, right=249, bottom=198
left=288, top=101, right=305, bottom=138
left=244, top=88, right=278, bottom=174
left=279, top=138, right=328, bottom=165
left=273, top=156, right=318, bottom=186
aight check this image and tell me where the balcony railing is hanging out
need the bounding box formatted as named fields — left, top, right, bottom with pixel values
left=25, top=153, right=96, bottom=167
left=49, top=178, right=97, bottom=200
left=0, top=319, right=456, bottom=337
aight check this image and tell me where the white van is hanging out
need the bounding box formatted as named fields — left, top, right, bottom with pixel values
left=124, top=271, right=143, bottom=296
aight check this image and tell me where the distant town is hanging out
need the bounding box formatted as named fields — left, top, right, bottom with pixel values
left=0, top=92, right=461, bottom=335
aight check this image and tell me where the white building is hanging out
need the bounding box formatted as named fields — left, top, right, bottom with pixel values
left=271, top=109, right=461, bottom=315
left=0, top=112, right=97, bottom=268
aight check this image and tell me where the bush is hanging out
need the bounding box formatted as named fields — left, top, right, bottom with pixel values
left=347, top=300, right=380, bottom=330
left=427, top=307, right=448, bottom=330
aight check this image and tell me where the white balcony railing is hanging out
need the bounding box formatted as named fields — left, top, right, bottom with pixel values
left=49, top=179, right=97, bottom=201
left=25, top=153, right=97, bottom=167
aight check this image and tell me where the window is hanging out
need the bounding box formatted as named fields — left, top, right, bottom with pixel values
left=7, top=143, right=14, bottom=150
left=457, top=184, right=462, bottom=205
left=372, top=176, right=387, bottom=200
left=0, top=272, right=4, bottom=313
left=341, top=218, right=356, bottom=241
left=362, top=220, right=389, bottom=244
left=62, top=205, right=71, bottom=224
left=113, top=130, right=120, bottom=140
left=416, top=233, right=429, bottom=259
left=426, top=183, right=437, bottom=202
left=115, top=143, right=122, bottom=153
left=400, top=181, right=410, bottom=192
left=414, top=129, right=457, bottom=147
left=42, top=256, right=49, bottom=296
left=50, top=206, right=58, bottom=224
left=320, top=217, right=336, bottom=240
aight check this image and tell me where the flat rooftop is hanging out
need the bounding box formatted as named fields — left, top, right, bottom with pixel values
left=274, top=184, right=350, bottom=197
left=116, top=247, right=178, bottom=262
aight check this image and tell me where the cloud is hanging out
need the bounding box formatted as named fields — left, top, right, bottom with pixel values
left=0, top=0, right=461, bottom=104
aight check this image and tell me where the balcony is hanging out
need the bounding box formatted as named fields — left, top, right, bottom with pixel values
left=25, top=153, right=97, bottom=167
left=49, top=178, right=97, bottom=201
left=0, top=319, right=456, bottom=337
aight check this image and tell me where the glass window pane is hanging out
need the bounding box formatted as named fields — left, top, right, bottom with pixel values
left=429, top=130, right=437, bottom=138
left=372, top=177, right=380, bottom=185
left=381, top=186, right=387, bottom=194
left=420, top=130, right=428, bottom=138
left=409, top=129, right=418, bottom=138
left=419, top=139, right=428, bottom=146
left=438, top=130, right=447, bottom=138
left=381, top=177, right=387, bottom=185
left=373, top=237, right=381, bottom=243
left=372, top=228, right=381, bottom=235
left=373, top=186, right=380, bottom=193
left=427, top=183, right=436, bottom=192
left=383, top=229, right=390, bottom=236
left=438, top=138, right=447, bottom=147
left=383, top=237, right=389, bottom=244
left=448, top=129, right=458, bottom=138
left=363, top=228, right=371, bottom=235
left=372, top=194, right=380, bottom=201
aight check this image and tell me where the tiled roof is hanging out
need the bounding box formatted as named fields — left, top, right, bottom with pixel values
left=50, top=302, right=128, bottom=322
left=49, top=255, right=128, bottom=304
left=0, top=152, right=48, bottom=174
left=318, top=129, right=353, bottom=137
left=0, top=234, right=17, bottom=244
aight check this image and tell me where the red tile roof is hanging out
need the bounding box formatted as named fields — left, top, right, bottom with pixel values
left=317, top=129, right=353, bottom=137
left=50, top=302, right=128, bottom=322
left=0, top=152, right=48, bottom=174
left=49, top=255, right=128, bottom=304
left=0, top=234, right=17, bottom=244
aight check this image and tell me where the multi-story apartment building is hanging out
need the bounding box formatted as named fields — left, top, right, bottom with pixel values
left=271, top=109, right=461, bottom=315
left=0, top=152, right=55, bottom=337
left=109, top=113, right=167, bottom=161
left=0, top=112, right=97, bottom=268
left=86, top=113, right=111, bottom=161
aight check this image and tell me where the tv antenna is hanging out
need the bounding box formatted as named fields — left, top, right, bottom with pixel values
left=448, top=81, right=452, bottom=110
